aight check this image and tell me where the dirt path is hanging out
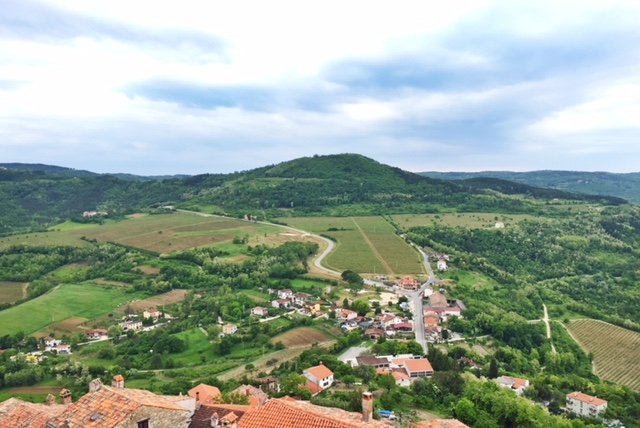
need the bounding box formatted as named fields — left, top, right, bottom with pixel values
left=22, top=283, right=29, bottom=299
left=350, top=217, right=394, bottom=275
left=543, top=303, right=557, bottom=354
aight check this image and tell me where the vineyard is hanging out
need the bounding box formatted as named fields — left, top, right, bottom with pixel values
left=567, top=319, right=640, bottom=391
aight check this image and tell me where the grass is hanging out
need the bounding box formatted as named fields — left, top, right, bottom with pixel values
left=439, top=269, right=498, bottom=290
left=290, top=278, right=328, bottom=293
left=277, top=216, right=423, bottom=275
left=0, top=281, right=27, bottom=304
left=567, top=319, right=640, bottom=391
left=238, top=289, right=270, bottom=303
left=392, top=213, right=537, bottom=230
left=0, top=283, right=146, bottom=336
left=170, top=329, right=215, bottom=366
left=0, top=231, right=89, bottom=250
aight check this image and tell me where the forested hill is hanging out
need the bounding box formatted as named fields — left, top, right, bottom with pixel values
left=0, top=154, right=626, bottom=233
left=420, top=170, right=640, bottom=203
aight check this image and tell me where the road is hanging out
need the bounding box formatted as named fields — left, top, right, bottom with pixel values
left=542, top=303, right=557, bottom=354
left=177, top=209, right=341, bottom=279
left=394, top=245, right=442, bottom=354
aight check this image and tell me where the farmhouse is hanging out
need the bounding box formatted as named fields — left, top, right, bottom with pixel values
left=496, top=376, right=529, bottom=395
left=336, top=308, right=358, bottom=321
left=303, top=363, right=334, bottom=394
left=251, top=306, right=269, bottom=317
left=271, top=298, right=291, bottom=309
left=293, top=292, right=312, bottom=306
left=143, top=308, right=162, bottom=319
left=437, top=259, right=448, bottom=271
left=86, top=329, right=108, bottom=340
left=364, top=328, right=386, bottom=340
left=119, top=320, right=143, bottom=331
left=566, top=391, right=608, bottom=418
left=222, top=323, right=238, bottom=336
left=277, top=289, right=294, bottom=299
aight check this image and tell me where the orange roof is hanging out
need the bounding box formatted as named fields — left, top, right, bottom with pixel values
left=46, top=386, right=188, bottom=427
left=190, top=403, right=250, bottom=428
left=304, top=381, right=324, bottom=395
left=238, top=398, right=391, bottom=428
left=411, top=419, right=469, bottom=428
left=113, top=375, right=124, bottom=382
left=391, top=369, right=410, bottom=381
left=567, top=391, right=608, bottom=407
left=305, top=363, right=334, bottom=380
left=232, top=385, right=269, bottom=407
left=0, top=398, right=68, bottom=428
left=189, top=383, right=222, bottom=403
left=403, top=358, right=434, bottom=373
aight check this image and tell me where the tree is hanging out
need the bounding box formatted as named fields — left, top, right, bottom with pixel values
left=488, top=358, right=499, bottom=379
left=378, top=374, right=396, bottom=392
left=455, top=398, right=478, bottom=425
left=341, top=270, right=363, bottom=285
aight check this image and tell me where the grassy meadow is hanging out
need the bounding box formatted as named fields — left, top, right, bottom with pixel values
left=391, top=212, right=537, bottom=230
left=0, top=283, right=146, bottom=336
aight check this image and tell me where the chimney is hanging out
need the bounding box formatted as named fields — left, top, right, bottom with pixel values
left=46, top=394, right=56, bottom=405
left=89, top=378, right=103, bottom=392
left=362, top=391, right=373, bottom=423
left=60, top=388, right=72, bottom=405
left=196, top=391, right=200, bottom=402
left=210, top=411, right=219, bottom=428
left=112, top=374, right=125, bottom=388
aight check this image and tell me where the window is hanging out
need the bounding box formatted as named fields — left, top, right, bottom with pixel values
left=137, top=420, right=150, bottom=428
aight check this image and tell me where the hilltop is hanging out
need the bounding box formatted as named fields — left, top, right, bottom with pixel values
left=0, top=154, right=625, bottom=233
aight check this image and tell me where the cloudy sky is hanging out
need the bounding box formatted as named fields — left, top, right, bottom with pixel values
left=1, top=0, right=639, bottom=174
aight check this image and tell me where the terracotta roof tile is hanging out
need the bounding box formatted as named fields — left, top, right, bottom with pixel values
left=403, top=358, right=433, bottom=374
left=188, top=383, right=222, bottom=404
left=238, top=398, right=391, bottom=428
left=231, top=385, right=269, bottom=407
left=190, top=403, right=249, bottom=428
left=410, top=419, right=469, bottom=428
left=305, top=363, right=334, bottom=380
left=46, top=385, right=188, bottom=427
left=0, top=399, right=67, bottom=428
left=567, top=391, right=608, bottom=406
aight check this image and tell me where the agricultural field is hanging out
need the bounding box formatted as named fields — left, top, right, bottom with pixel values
left=567, top=319, right=640, bottom=391
left=270, top=326, right=331, bottom=347
left=277, top=216, right=423, bottom=275
left=0, top=283, right=146, bottom=336
left=0, top=281, right=27, bottom=304
left=125, top=289, right=189, bottom=312
left=391, top=212, right=536, bottom=230
left=0, top=231, right=89, bottom=250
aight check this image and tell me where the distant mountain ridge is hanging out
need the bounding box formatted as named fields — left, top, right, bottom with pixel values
left=420, top=170, right=640, bottom=203
left=0, top=163, right=189, bottom=181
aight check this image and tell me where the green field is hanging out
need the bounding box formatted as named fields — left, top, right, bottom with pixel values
left=278, top=216, right=423, bottom=275
left=0, top=283, right=146, bottom=336
left=0, top=282, right=26, bottom=304
left=392, top=213, right=537, bottom=230
left=0, top=212, right=287, bottom=254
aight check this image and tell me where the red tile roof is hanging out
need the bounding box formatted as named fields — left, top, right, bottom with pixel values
left=190, top=403, right=250, bottom=428
left=46, top=385, right=189, bottom=427
left=231, top=385, right=269, bottom=407
left=238, top=398, right=391, bottom=428
left=410, top=419, right=469, bottom=428
left=305, top=363, right=333, bottom=380
left=567, top=391, right=608, bottom=407
left=403, top=358, right=434, bottom=374
left=189, top=383, right=222, bottom=404
left=0, top=398, right=68, bottom=428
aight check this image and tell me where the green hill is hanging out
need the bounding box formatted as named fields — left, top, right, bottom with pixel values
left=0, top=154, right=626, bottom=233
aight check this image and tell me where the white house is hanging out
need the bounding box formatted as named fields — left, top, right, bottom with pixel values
left=336, top=308, right=358, bottom=321
left=119, top=320, right=143, bottom=331
left=272, top=298, right=292, bottom=309
left=222, top=323, right=238, bottom=336
left=143, top=308, right=162, bottom=320
left=566, top=392, right=608, bottom=418
left=251, top=306, right=269, bottom=317
left=303, top=363, right=334, bottom=394
left=496, top=376, right=529, bottom=396
left=437, top=259, right=448, bottom=271
left=277, top=289, right=294, bottom=300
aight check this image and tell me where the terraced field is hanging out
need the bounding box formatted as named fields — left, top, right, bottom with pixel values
left=567, top=319, right=640, bottom=391
left=277, top=216, right=423, bottom=275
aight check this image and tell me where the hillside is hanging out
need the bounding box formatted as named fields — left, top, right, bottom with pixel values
left=0, top=154, right=625, bottom=233
left=421, top=170, right=640, bottom=203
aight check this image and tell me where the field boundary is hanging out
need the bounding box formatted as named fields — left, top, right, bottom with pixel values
left=351, top=217, right=395, bottom=275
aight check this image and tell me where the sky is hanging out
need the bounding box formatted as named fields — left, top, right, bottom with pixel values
left=0, top=0, right=639, bottom=175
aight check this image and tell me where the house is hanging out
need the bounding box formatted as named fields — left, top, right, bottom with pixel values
left=143, top=308, right=162, bottom=320
left=335, top=308, right=358, bottom=321
left=424, top=311, right=440, bottom=328
left=277, top=289, right=294, bottom=300
left=189, top=383, right=222, bottom=404
left=397, top=358, right=434, bottom=379
left=496, top=376, right=529, bottom=395
left=423, top=285, right=434, bottom=298
left=428, top=292, right=448, bottom=310
left=566, top=391, right=608, bottom=418
left=222, top=324, right=238, bottom=336
left=437, top=259, right=448, bottom=271
left=397, top=276, right=420, bottom=290
left=43, top=337, right=62, bottom=349
left=378, top=313, right=402, bottom=328
left=293, top=292, right=311, bottom=306
left=303, top=363, right=334, bottom=394
left=236, top=393, right=391, bottom=427
left=45, top=377, right=195, bottom=428
left=119, top=320, right=143, bottom=331
left=231, top=385, right=269, bottom=407
left=364, top=328, right=385, bottom=340
left=377, top=367, right=411, bottom=387
left=356, top=356, right=390, bottom=369
left=86, top=329, right=108, bottom=340
left=55, top=344, right=72, bottom=355
left=251, top=306, right=269, bottom=317
left=392, top=322, right=414, bottom=332
left=271, top=299, right=291, bottom=309
left=190, top=403, right=249, bottom=428
left=0, top=396, right=68, bottom=428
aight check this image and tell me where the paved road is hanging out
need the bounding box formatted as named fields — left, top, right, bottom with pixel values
left=177, top=209, right=341, bottom=279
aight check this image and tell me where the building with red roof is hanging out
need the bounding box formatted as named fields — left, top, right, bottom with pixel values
left=566, top=391, right=608, bottom=418
left=303, top=363, right=334, bottom=393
